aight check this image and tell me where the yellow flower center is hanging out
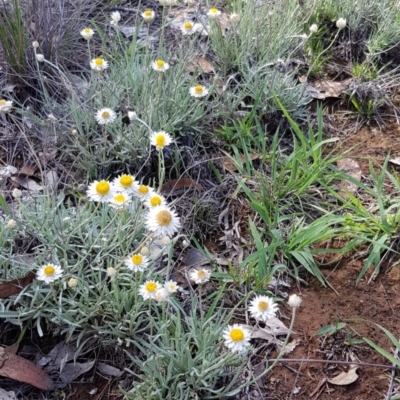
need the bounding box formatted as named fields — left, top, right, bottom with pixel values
left=169, top=284, right=176, bottom=291
left=0, top=100, right=6, bottom=106
left=44, top=265, right=55, bottom=276
left=132, top=254, right=143, bottom=265
left=120, top=175, right=133, bottom=187
left=138, top=185, right=149, bottom=194
left=95, top=58, right=104, bottom=66
left=184, top=22, right=193, bottom=30
left=258, top=300, right=269, bottom=311
left=230, top=328, right=245, bottom=342
left=84, top=28, right=91, bottom=34
left=144, top=10, right=153, bottom=16
left=198, top=269, right=206, bottom=278
left=96, top=181, right=110, bottom=195
left=114, top=193, right=125, bottom=203
left=195, top=85, right=204, bottom=94
left=210, top=7, right=218, bottom=14
left=155, top=134, right=165, bottom=148
left=156, top=60, right=165, bottom=68
left=101, top=111, right=110, bottom=119
left=155, top=210, right=172, bottom=226
left=150, top=196, right=162, bottom=206
left=145, top=282, right=157, bottom=292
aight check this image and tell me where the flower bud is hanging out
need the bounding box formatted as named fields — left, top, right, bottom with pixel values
left=336, top=18, right=346, bottom=30
left=288, top=294, right=302, bottom=308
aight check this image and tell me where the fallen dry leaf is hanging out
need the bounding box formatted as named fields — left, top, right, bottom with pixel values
left=0, top=272, right=35, bottom=299
left=161, top=178, right=204, bottom=194
left=97, top=362, right=124, bottom=377
left=221, top=154, right=260, bottom=174
left=59, top=360, right=95, bottom=384
left=185, top=56, right=215, bottom=73
left=10, top=176, right=43, bottom=191
left=337, top=158, right=362, bottom=197
left=306, top=78, right=353, bottom=99
left=15, top=165, right=36, bottom=177
left=0, top=347, right=55, bottom=390
left=327, top=365, right=359, bottom=385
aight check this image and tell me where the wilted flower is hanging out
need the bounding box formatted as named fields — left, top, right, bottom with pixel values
left=223, top=324, right=251, bottom=353
left=145, top=205, right=181, bottom=237
left=161, top=236, right=171, bottom=245
left=67, top=278, right=78, bottom=288
left=0, top=99, right=13, bottom=113
left=189, top=268, right=211, bottom=284
left=139, top=280, right=161, bottom=300
left=152, top=59, right=170, bottom=73
left=7, top=219, right=16, bottom=229
left=80, top=28, right=94, bottom=40
left=86, top=180, right=115, bottom=202
left=90, top=57, right=108, bottom=72
left=106, top=267, right=117, bottom=278
left=142, top=9, right=155, bottom=23
left=127, top=111, right=137, bottom=121
left=249, top=295, right=279, bottom=322
left=288, top=294, right=302, bottom=308
left=95, top=108, right=117, bottom=125
left=12, top=188, right=22, bottom=199
left=36, top=264, right=63, bottom=284
left=110, top=11, right=121, bottom=26
left=207, top=7, right=221, bottom=20
left=309, top=24, right=318, bottom=33
left=125, top=254, right=149, bottom=272
left=154, top=287, right=169, bottom=303
left=189, top=85, right=209, bottom=98
left=36, top=54, right=45, bottom=62
left=336, top=18, right=346, bottom=30
left=159, top=0, right=177, bottom=6
left=150, top=131, right=172, bottom=150
left=229, top=13, right=240, bottom=24
left=141, top=246, right=150, bottom=256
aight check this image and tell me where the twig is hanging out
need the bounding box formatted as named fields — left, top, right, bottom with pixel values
left=386, top=338, right=400, bottom=400
left=267, top=358, right=397, bottom=370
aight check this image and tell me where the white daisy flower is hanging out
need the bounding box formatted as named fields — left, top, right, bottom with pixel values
left=207, top=7, right=221, bottom=20
left=109, top=192, right=131, bottom=210
left=189, top=268, right=211, bottom=284
left=154, top=287, right=169, bottom=303
left=248, top=295, right=278, bottom=322
left=145, top=193, right=166, bottom=208
left=223, top=324, right=251, bottom=353
left=165, top=280, right=179, bottom=294
left=152, top=59, right=170, bottom=73
left=86, top=180, right=115, bottom=202
left=150, top=131, right=173, bottom=150
left=132, top=183, right=154, bottom=200
left=0, top=99, right=13, bottom=113
left=80, top=28, right=94, bottom=40
left=142, top=9, right=155, bottom=23
left=90, top=57, right=108, bottom=72
left=95, top=108, right=117, bottom=125
left=111, top=11, right=121, bottom=26
left=181, top=21, right=195, bottom=35
left=145, top=205, right=181, bottom=237
left=36, top=264, right=63, bottom=284
left=112, top=174, right=136, bottom=193
left=189, top=85, right=209, bottom=98
left=125, top=253, right=149, bottom=272
left=139, top=280, right=161, bottom=300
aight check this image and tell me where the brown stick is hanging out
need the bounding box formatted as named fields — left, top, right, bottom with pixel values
left=267, top=358, right=396, bottom=370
